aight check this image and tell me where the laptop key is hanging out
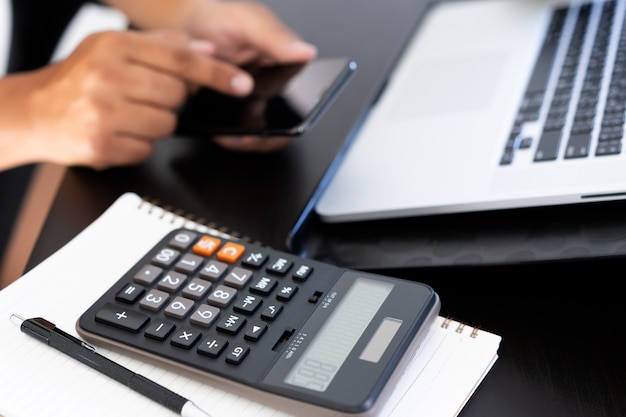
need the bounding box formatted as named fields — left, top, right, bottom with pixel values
left=526, top=7, right=567, bottom=93
left=534, top=130, right=562, bottom=161
left=564, top=133, right=591, bottom=158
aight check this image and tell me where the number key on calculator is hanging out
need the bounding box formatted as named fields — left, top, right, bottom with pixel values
left=78, top=228, right=440, bottom=415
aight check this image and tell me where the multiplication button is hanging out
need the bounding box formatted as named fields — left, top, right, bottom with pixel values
left=170, top=327, right=202, bottom=349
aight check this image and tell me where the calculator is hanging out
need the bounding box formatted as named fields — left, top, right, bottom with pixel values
left=77, top=229, right=440, bottom=415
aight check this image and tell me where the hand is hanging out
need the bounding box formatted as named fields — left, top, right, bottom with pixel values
left=183, top=1, right=318, bottom=67
left=182, top=1, right=318, bottom=153
left=0, top=29, right=255, bottom=170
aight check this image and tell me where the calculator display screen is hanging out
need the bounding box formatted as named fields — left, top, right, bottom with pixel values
left=283, top=278, right=393, bottom=392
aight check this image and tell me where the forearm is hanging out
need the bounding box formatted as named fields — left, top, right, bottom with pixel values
left=0, top=75, right=41, bottom=171
left=100, top=0, right=209, bottom=31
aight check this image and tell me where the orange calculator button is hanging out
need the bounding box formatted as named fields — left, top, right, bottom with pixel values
left=217, top=242, right=246, bottom=263
left=193, top=235, right=222, bottom=257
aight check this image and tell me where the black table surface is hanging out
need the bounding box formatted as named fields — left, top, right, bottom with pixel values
left=27, top=173, right=626, bottom=417
left=25, top=0, right=626, bottom=416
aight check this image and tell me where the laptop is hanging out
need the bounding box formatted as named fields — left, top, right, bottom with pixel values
left=316, top=0, right=626, bottom=222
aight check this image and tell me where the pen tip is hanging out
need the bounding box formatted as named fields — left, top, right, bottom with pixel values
left=181, top=401, right=212, bottom=417
left=10, top=313, right=25, bottom=325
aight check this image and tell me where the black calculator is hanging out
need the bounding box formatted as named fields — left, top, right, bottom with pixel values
left=77, top=228, right=440, bottom=415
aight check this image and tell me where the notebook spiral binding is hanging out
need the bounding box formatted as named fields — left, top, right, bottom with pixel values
left=441, top=317, right=480, bottom=339
left=138, top=196, right=264, bottom=247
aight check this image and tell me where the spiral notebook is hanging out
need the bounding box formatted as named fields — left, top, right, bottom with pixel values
left=0, top=192, right=501, bottom=417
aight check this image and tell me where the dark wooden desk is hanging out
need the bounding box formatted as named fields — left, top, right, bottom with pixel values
left=24, top=0, right=626, bottom=416
left=26, top=167, right=626, bottom=417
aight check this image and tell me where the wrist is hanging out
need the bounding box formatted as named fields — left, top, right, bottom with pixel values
left=180, top=0, right=221, bottom=38
left=0, top=76, right=42, bottom=170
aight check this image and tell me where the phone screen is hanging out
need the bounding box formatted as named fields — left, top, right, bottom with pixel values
left=176, top=57, right=356, bottom=136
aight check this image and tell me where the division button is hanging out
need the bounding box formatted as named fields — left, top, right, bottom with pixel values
left=198, top=335, right=229, bottom=358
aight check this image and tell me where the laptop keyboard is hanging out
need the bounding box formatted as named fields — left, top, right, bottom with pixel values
left=501, top=0, right=626, bottom=165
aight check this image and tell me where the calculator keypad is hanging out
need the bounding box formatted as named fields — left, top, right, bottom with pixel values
left=89, top=229, right=317, bottom=370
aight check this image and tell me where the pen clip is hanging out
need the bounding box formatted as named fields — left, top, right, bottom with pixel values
left=81, top=341, right=97, bottom=352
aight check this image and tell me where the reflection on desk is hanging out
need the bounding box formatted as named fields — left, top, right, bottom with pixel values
left=296, top=200, right=626, bottom=271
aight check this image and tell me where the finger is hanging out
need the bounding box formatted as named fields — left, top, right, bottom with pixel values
left=189, top=39, right=217, bottom=56
left=213, top=135, right=294, bottom=153
left=113, top=100, right=178, bottom=139
left=121, top=64, right=189, bottom=109
left=149, top=32, right=218, bottom=56
left=72, top=133, right=154, bottom=170
left=94, top=134, right=155, bottom=167
left=126, top=31, right=254, bottom=96
left=231, top=4, right=317, bottom=63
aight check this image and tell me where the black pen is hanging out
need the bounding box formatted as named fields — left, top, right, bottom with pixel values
left=12, top=314, right=211, bottom=417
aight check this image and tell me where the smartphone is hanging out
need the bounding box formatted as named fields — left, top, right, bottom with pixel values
left=175, top=57, right=357, bottom=136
